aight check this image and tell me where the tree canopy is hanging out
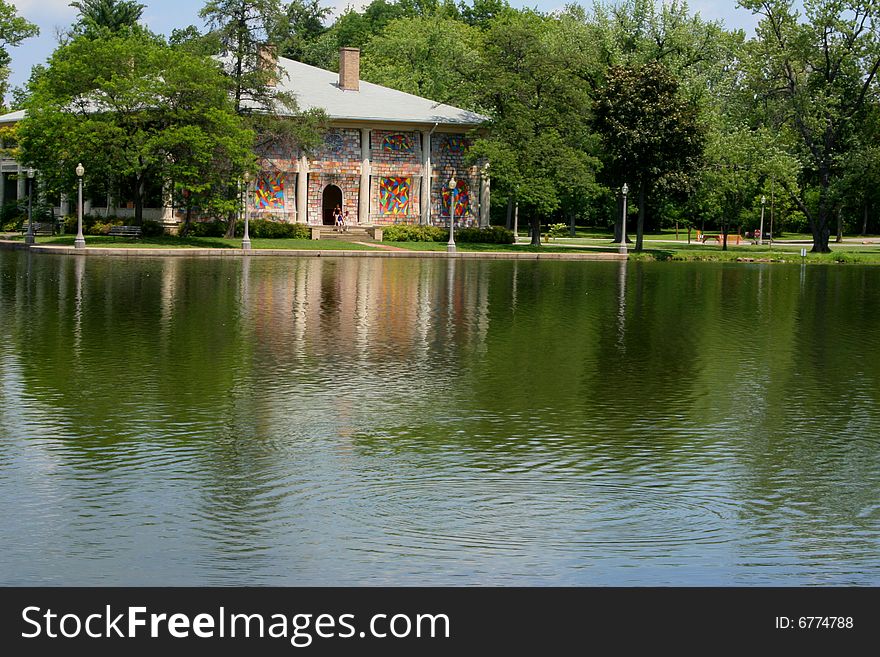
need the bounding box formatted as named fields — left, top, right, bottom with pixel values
left=19, top=31, right=254, bottom=225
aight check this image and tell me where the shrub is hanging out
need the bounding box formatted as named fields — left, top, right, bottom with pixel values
left=0, top=200, right=24, bottom=231
left=63, top=213, right=103, bottom=234
left=89, top=222, right=110, bottom=235
left=188, top=220, right=226, bottom=237
left=141, top=220, right=164, bottom=237
left=454, top=226, right=515, bottom=244
left=548, top=223, right=569, bottom=238
left=382, top=224, right=447, bottom=242
left=234, top=219, right=309, bottom=239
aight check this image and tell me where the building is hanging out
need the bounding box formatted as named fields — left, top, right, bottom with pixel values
left=0, top=48, right=490, bottom=230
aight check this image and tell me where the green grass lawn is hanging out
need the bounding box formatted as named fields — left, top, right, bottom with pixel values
left=383, top=241, right=622, bottom=254
left=7, top=232, right=880, bottom=263
left=8, top=234, right=380, bottom=250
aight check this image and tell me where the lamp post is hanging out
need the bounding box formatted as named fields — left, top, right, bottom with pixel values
left=24, top=168, right=35, bottom=245
left=759, top=194, right=766, bottom=246
left=447, top=175, right=457, bottom=254
left=74, top=163, right=85, bottom=249
left=241, top=171, right=252, bottom=251
left=618, top=182, right=629, bottom=255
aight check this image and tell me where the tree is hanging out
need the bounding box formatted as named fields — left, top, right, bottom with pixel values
left=361, top=15, right=481, bottom=108
left=592, top=61, right=705, bottom=251
left=201, top=0, right=326, bottom=235
left=277, top=0, right=331, bottom=63
left=69, top=0, right=145, bottom=35
left=470, top=11, right=600, bottom=245
left=0, top=1, right=39, bottom=104
left=740, top=0, right=880, bottom=253
left=18, top=32, right=254, bottom=226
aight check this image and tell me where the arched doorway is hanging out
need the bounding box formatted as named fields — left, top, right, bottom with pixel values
left=322, top=185, right=342, bottom=225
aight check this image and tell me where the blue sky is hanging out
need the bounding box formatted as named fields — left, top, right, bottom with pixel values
left=6, top=0, right=761, bottom=96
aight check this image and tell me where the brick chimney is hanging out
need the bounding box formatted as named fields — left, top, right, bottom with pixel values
left=259, top=44, right=278, bottom=87
left=338, top=47, right=360, bottom=91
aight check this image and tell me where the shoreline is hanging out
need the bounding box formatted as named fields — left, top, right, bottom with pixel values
left=0, top=240, right=626, bottom=261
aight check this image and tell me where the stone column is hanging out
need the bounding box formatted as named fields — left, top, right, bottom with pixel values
left=420, top=130, right=432, bottom=225
left=359, top=127, right=371, bottom=225
left=297, top=154, right=308, bottom=224
left=60, top=193, right=69, bottom=216
left=479, top=168, right=491, bottom=228
left=16, top=166, right=25, bottom=201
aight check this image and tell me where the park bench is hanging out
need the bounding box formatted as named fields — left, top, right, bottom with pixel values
left=19, top=222, right=54, bottom=236
left=108, top=225, right=142, bottom=238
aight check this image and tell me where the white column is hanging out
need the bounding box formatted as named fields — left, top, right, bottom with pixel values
left=16, top=166, right=25, bottom=200
left=297, top=154, right=308, bottom=224
left=60, top=193, right=69, bottom=216
left=479, top=168, right=491, bottom=228
left=420, top=130, right=432, bottom=225
left=359, top=128, right=371, bottom=225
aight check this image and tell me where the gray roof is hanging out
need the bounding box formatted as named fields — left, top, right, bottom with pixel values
left=0, top=56, right=489, bottom=127
left=259, top=56, right=488, bottom=127
left=0, top=109, right=25, bottom=125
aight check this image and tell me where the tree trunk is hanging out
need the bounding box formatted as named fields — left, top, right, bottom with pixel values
left=569, top=210, right=575, bottom=237
left=836, top=208, right=843, bottom=243
left=808, top=171, right=832, bottom=253
left=225, top=182, right=238, bottom=238
left=635, top=181, right=645, bottom=252
left=530, top=213, right=541, bottom=246
left=722, top=222, right=728, bottom=251
left=179, top=200, right=192, bottom=238
left=862, top=203, right=869, bottom=236
left=505, top=196, right=513, bottom=230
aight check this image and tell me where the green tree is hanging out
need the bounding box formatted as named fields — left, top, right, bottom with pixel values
left=0, top=1, right=39, bottom=104
left=277, top=0, right=331, bottom=62
left=18, top=32, right=254, bottom=226
left=69, top=0, right=145, bottom=36
left=592, top=61, right=705, bottom=251
left=201, top=0, right=326, bottom=235
left=470, top=10, right=600, bottom=245
left=740, top=0, right=880, bottom=252
left=361, top=15, right=481, bottom=108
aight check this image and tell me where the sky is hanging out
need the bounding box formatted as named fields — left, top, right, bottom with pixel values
left=5, top=0, right=761, bottom=97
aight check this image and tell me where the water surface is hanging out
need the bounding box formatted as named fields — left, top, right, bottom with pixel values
left=0, top=252, right=877, bottom=585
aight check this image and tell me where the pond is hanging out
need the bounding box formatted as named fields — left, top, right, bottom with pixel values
left=0, top=251, right=877, bottom=585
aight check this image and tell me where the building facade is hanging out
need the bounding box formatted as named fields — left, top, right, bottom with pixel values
left=247, top=48, right=489, bottom=228
left=0, top=48, right=490, bottom=230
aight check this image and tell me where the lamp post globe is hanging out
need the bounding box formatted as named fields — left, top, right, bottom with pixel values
left=241, top=171, right=252, bottom=251
left=447, top=176, right=457, bottom=254
left=74, top=163, right=86, bottom=249
left=619, top=183, right=629, bottom=255
left=24, top=168, right=36, bottom=245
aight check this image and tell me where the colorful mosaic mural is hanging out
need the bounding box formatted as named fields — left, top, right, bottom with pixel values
left=324, top=131, right=344, bottom=154
left=378, top=177, right=411, bottom=215
left=443, top=135, right=466, bottom=154
left=441, top=180, right=469, bottom=218
left=381, top=133, right=415, bottom=153
left=255, top=173, right=285, bottom=209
